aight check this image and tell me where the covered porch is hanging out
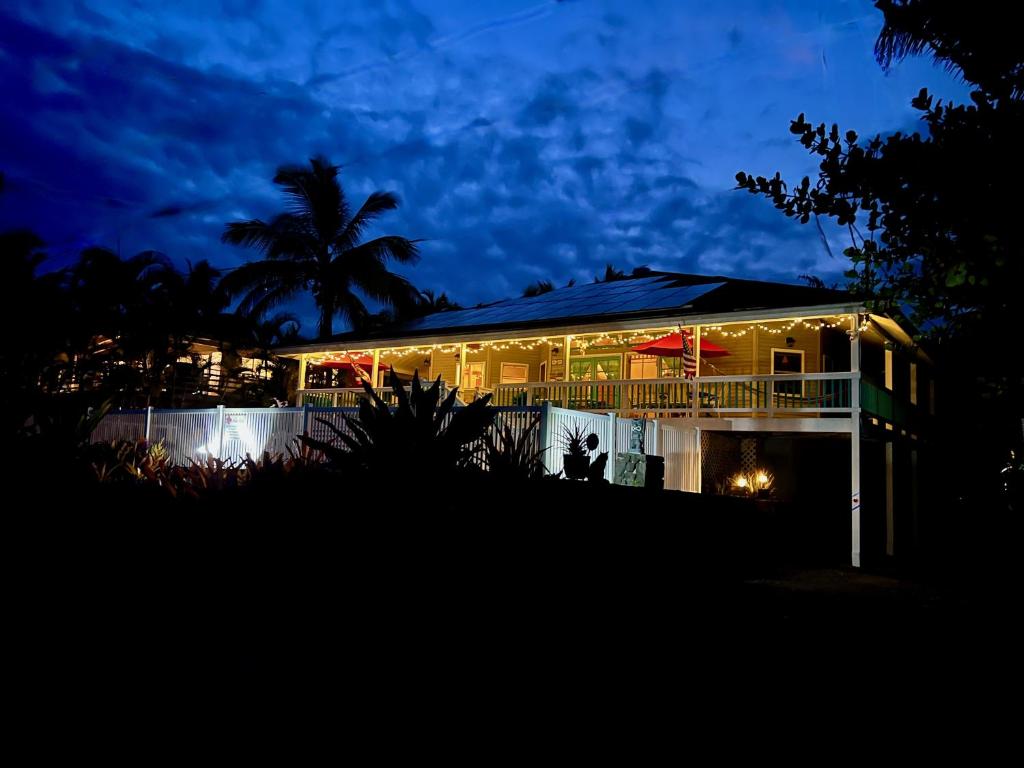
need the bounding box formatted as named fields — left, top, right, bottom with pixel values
left=290, top=313, right=864, bottom=419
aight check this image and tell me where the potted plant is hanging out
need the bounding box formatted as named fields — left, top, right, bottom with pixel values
left=562, top=425, right=599, bottom=480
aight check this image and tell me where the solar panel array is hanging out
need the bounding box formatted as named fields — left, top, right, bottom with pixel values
left=400, top=277, right=726, bottom=333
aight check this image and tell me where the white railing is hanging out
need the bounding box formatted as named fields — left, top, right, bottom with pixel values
left=492, top=372, right=855, bottom=416
left=298, top=381, right=451, bottom=408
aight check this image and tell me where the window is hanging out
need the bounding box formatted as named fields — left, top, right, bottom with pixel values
left=500, top=362, right=529, bottom=384
left=771, top=348, right=804, bottom=396
left=462, top=361, right=486, bottom=390
left=629, top=354, right=658, bottom=380
left=659, top=357, right=687, bottom=378
left=569, top=355, right=621, bottom=381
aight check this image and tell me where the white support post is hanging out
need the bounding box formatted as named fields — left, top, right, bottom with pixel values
left=539, top=401, right=554, bottom=474
left=144, top=406, right=153, bottom=443
left=885, top=441, right=895, bottom=557
left=371, top=349, right=380, bottom=388
left=298, top=354, right=308, bottom=392
left=695, top=426, right=702, bottom=494
left=694, top=324, right=702, bottom=377
left=216, top=404, right=226, bottom=461
left=850, top=314, right=862, bottom=568
left=563, top=335, right=572, bottom=381
left=606, top=412, right=617, bottom=482
left=457, top=343, right=467, bottom=390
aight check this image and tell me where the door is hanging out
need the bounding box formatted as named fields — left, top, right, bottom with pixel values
left=568, top=355, right=621, bottom=408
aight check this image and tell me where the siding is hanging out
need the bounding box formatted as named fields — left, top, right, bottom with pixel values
left=698, top=331, right=753, bottom=377
left=755, top=325, right=822, bottom=375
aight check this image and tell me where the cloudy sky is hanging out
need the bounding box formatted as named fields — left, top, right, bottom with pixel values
left=1, top=0, right=968, bottom=331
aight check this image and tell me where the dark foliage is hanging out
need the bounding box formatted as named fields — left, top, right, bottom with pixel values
left=483, top=415, right=548, bottom=480
left=735, top=0, right=1024, bottom=469
left=300, top=370, right=494, bottom=480
left=221, top=156, right=420, bottom=338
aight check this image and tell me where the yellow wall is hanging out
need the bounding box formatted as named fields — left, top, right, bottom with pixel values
left=754, top=325, right=821, bottom=375
left=698, top=332, right=753, bottom=376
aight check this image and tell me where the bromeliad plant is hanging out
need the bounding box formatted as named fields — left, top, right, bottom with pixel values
left=561, top=425, right=607, bottom=482
left=300, top=370, right=494, bottom=480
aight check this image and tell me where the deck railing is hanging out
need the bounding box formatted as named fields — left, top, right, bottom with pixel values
left=490, top=372, right=856, bottom=415
left=298, top=381, right=452, bottom=408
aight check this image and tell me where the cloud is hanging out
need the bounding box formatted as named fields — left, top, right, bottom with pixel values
left=1, top=0, right=971, bottom=334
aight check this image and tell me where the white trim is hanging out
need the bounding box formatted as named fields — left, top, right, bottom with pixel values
left=461, top=360, right=486, bottom=390
left=275, top=303, right=867, bottom=356
left=499, top=361, right=530, bottom=385
left=769, top=346, right=805, bottom=374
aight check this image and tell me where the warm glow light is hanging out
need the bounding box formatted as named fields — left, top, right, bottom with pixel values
left=735, top=476, right=748, bottom=488
left=756, top=472, right=769, bottom=485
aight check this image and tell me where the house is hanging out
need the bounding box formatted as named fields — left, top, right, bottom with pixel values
left=276, top=272, right=931, bottom=566
left=60, top=335, right=295, bottom=407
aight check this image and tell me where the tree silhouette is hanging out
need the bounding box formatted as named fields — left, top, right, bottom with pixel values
left=736, top=0, right=1023, bottom=462
left=221, top=156, right=420, bottom=339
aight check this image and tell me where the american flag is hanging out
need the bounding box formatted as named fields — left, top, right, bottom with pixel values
left=681, top=329, right=697, bottom=378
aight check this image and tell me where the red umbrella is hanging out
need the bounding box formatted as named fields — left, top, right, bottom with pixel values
left=631, top=331, right=730, bottom=358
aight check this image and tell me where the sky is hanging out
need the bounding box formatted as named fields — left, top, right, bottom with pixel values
left=1, top=0, right=969, bottom=333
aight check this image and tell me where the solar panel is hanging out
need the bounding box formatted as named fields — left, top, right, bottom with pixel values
left=398, top=278, right=725, bottom=333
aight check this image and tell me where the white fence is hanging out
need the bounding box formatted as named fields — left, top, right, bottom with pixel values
left=541, top=406, right=699, bottom=491
left=93, top=403, right=700, bottom=491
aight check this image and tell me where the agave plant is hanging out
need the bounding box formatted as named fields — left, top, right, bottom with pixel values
left=300, top=370, right=494, bottom=480
left=483, top=415, right=548, bottom=480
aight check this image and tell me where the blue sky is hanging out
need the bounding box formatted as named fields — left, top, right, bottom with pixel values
left=1, top=0, right=968, bottom=332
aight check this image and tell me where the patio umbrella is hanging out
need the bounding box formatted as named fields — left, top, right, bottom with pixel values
left=631, top=331, right=731, bottom=358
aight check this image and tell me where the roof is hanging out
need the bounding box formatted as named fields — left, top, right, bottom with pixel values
left=278, top=272, right=861, bottom=353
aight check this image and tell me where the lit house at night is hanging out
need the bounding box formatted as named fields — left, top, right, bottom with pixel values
left=278, top=272, right=930, bottom=566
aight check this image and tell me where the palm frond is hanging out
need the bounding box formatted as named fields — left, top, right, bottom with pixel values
left=272, top=156, right=346, bottom=240
left=219, top=260, right=307, bottom=319
left=342, top=235, right=421, bottom=268
left=334, top=191, right=401, bottom=251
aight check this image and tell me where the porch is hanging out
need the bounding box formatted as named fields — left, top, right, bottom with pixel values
left=296, top=371, right=857, bottom=418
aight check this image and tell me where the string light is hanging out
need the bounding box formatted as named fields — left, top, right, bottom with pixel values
left=305, top=316, right=858, bottom=364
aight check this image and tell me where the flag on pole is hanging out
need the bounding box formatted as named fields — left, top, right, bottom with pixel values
left=681, top=329, right=697, bottom=378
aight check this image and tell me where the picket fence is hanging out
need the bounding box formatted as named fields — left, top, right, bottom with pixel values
left=92, top=403, right=700, bottom=492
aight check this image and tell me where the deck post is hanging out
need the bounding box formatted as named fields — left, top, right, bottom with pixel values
left=370, top=349, right=380, bottom=387
left=694, top=325, right=702, bottom=377
left=216, top=404, right=226, bottom=461
left=850, top=315, right=862, bottom=568
left=457, top=343, right=467, bottom=390
left=885, top=440, right=895, bottom=556
left=606, top=412, right=617, bottom=482
left=144, top=406, right=153, bottom=443
left=297, top=354, right=308, bottom=391
left=539, top=401, right=554, bottom=474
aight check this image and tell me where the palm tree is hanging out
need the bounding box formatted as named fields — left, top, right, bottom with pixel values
left=413, top=289, right=462, bottom=314
left=873, top=1, right=1023, bottom=100
left=522, top=279, right=554, bottom=297
left=221, top=156, right=421, bottom=339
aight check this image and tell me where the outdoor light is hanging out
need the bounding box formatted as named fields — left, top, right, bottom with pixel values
left=735, top=475, right=748, bottom=489
left=756, top=472, right=769, bottom=485
left=786, top=336, right=796, bottom=348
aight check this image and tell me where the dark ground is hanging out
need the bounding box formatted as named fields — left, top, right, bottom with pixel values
left=7, top=476, right=1021, bottom=725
